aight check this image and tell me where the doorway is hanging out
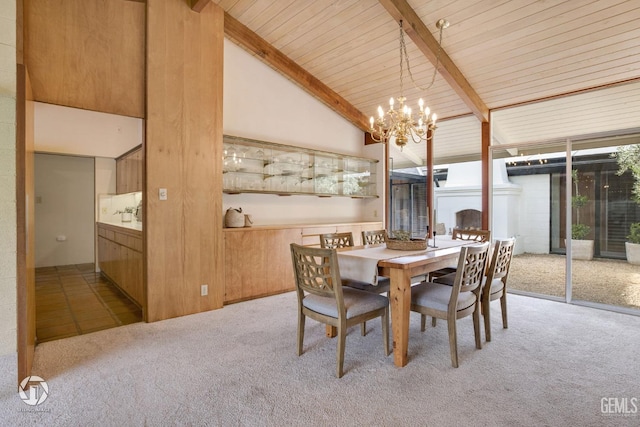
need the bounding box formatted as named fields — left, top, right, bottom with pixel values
left=34, top=154, right=141, bottom=342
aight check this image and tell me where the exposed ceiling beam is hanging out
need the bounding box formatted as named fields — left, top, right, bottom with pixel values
left=378, top=0, right=489, bottom=122
left=190, top=0, right=210, bottom=13
left=224, top=13, right=371, bottom=133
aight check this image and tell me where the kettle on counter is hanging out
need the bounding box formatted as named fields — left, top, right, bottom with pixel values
left=225, top=207, right=245, bottom=228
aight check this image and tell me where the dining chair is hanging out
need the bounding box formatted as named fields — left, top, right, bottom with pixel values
left=290, top=243, right=390, bottom=378
left=362, top=229, right=387, bottom=245
left=410, top=242, right=490, bottom=368
left=432, top=239, right=515, bottom=340
left=428, top=228, right=491, bottom=280
left=319, top=231, right=390, bottom=336
left=452, top=228, right=491, bottom=242
left=319, top=232, right=354, bottom=249
left=481, top=238, right=515, bottom=342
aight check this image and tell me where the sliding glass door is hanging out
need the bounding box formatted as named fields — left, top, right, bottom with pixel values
left=570, top=143, right=640, bottom=311
left=491, top=144, right=567, bottom=300
left=491, top=140, right=640, bottom=312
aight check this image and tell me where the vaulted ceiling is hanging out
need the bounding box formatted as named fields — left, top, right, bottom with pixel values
left=24, top=0, right=640, bottom=168
left=215, top=0, right=640, bottom=167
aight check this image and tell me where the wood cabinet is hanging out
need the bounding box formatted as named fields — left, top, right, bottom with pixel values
left=223, top=222, right=382, bottom=304
left=116, top=146, right=143, bottom=194
left=97, top=223, right=143, bottom=307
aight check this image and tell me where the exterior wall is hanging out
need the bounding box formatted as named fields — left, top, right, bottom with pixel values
left=223, top=39, right=383, bottom=225
left=435, top=160, right=521, bottom=243
left=0, top=0, right=16, bottom=355
left=434, top=159, right=554, bottom=255
left=510, top=174, right=551, bottom=254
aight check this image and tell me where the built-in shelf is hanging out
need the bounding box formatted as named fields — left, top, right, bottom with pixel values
left=223, top=135, right=378, bottom=198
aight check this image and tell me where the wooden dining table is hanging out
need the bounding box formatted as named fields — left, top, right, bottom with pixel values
left=337, top=240, right=470, bottom=367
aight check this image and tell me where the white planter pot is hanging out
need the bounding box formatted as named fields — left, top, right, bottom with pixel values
left=567, top=239, right=594, bottom=260
left=626, top=242, right=640, bottom=265
left=121, top=212, right=132, bottom=222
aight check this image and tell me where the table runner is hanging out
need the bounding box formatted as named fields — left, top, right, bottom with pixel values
left=338, top=239, right=468, bottom=285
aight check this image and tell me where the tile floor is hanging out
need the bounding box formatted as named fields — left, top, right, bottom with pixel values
left=36, top=263, right=142, bottom=343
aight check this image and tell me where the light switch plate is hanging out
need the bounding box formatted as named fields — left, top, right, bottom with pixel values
left=159, top=188, right=167, bottom=200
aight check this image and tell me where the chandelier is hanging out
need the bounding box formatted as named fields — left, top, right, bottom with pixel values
left=369, top=19, right=448, bottom=150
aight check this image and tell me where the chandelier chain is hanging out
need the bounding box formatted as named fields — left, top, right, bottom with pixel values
left=399, top=21, right=404, bottom=96
left=401, top=20, right=445, bottom=92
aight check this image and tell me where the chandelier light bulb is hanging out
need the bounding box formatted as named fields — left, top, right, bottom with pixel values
left=432, top=113, right=437, bottom=123
left=389, top=97, right=394, bottom=108
left=378, top=105, right=384, bottom=118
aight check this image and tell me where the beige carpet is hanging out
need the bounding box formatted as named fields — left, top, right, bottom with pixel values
left=1, top=292, right=640, bottom=426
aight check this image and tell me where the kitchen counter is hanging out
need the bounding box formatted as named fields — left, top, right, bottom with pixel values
left=97, top=222, right=143, bottom=307
left=97, top=220, right=143, bottom=232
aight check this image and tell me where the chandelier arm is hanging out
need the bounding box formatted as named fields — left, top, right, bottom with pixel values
left=409, top=128, right=423, bottom=144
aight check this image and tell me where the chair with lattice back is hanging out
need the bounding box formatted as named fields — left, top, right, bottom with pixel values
left=319, top=231, right=390, bottom=336
left=481, top=238, right=515, bottom=342
left=429, top=228, right=491, bottom=281
left=452, top=228, right=491, bottom=242
left=410, top=242, right=490, bottom=368
left=319, top=232, right=354, bottom=249
left=290, top=243, right=389, bottom=378
left=362, top=229, right=387, bottom=245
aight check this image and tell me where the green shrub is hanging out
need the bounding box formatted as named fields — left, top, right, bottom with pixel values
left=571, top=170, right=591, bottom=240
left=571, top=194, right=588, bottom=209
left=571, top=223, right=591, bottom=240
left=628, top=223, right=640, bottom=244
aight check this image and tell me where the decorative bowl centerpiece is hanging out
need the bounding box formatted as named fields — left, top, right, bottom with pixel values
left=386, top=230, right=427, bottom=251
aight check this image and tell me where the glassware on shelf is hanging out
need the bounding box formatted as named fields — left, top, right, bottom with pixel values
left=222, top=135, right=377, bottom=198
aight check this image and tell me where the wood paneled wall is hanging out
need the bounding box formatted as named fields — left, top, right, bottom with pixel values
left=16, top=64, right=35, bottom=383
left=24, top=0, right=145, bottom=118
left=145, top=0, right=224, bottom=322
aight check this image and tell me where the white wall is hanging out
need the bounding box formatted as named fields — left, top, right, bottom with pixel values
left=34, top=102, right=143, bottom=157
left=223, top=39, right=383, bottom=225
left=35, top=154, right=95, bottom=267
left=0, top=0, right=16, bottom=355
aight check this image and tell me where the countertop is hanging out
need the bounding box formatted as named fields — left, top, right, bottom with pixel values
left=97, top=220, right=143, bottom=232
left=222, top=221, right=382, bottom=231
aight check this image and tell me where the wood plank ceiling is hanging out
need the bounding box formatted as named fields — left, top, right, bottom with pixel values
left=216, top=0, right=640, bottom=167
left=24, top=1, right=640, bottom=167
